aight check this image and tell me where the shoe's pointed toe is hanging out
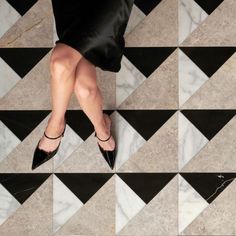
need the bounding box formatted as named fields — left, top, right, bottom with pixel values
left=31, top=141, right=55, bottom=170
left=98, top=144, right=116, bottom=170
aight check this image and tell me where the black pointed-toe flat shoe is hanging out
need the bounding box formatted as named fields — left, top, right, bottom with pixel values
left=95, top=131, right=117, bottom=170
left=31, top=118, right=66, bottom=170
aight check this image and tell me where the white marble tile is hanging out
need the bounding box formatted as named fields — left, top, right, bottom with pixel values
left=114, top=112, right=146, bottom=171
left=117, top=56, right=146, bottom=107
left=0, top=0, right=21, bottom=38
left=0, top=183, right=21, bottom=225
left=0, top=57, right=21, bottom=99
left=124, top=4, right=146, bottom=36
left=178, top=175, right=208, bottom=233
left=53, top=174, right=83, bottom=233
left=179, top=49, right=209, bottom=107
left=115, top=174, right=146, bottom=234
left=0, top=121, right=21, bottom=163
left=53, top=124, right=84, bottom=170
left=178, top=112, right=208, bottom=171
left=178, top=0, right=208, bottom=44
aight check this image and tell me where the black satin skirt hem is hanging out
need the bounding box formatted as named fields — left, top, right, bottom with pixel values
left=54, top=35, right=124, bottom=73
left=51, top=0, right=134, bottom=73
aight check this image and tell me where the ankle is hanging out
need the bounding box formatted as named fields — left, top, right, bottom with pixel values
left=48, top=115, right=65, bottom=126
left=95, top=124, right=110, bottom=138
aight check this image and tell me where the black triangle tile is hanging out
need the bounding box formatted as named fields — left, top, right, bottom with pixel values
left=0, top=48, right=51, bottom=78
left=134, top=0, right=162, bottom=15
left=0, top=173, right=51, bottom=204
left=55, top=173, right=113, bottom=204
left=123, top=47, right=176, bottom=78
left=180, top=173, right=236, bottom=203
left=65, top=110, right=114, bottom=141
left=180, top=47, right=236, bottom=77
left=0, top=110, right=51, bottom=141
left=6, top=0, right=38, bottom=16
left=181, top=110, right=236, bottom=140
left=117, top=173, right=177, bottom=204
left=117, top=109, right=176, bottom=140
left=194, top=0, right=224, bottom=15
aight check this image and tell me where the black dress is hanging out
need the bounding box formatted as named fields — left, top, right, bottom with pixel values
left=51, top=0, right=134, bottom=72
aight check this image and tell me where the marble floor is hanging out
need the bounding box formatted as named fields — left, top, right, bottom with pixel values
left=0, top=0, right=236, bottom=235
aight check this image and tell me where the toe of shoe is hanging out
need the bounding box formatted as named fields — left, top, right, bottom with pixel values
left=31, top=147, right=52, bottom=170
left=98, top=145, right=116, bottom=170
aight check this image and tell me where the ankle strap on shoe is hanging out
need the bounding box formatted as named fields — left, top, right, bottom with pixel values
left=44, top=131, right=63, bottom=139
left=94, top=132, right=111, bottom=142
left=43, top=118, right=67, bottom=140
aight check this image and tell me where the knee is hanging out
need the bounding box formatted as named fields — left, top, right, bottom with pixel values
left=50, top=46, right=77, bottom=77
left=74, top=80, right=98, bottom=99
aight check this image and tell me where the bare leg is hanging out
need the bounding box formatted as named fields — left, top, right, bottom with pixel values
left=38, top=43, right=82, bottom=152
left=73, top=57, right=115, bottom=151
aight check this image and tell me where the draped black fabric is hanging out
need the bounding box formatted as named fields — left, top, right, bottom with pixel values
left=51, top=0, right=134, bottom=72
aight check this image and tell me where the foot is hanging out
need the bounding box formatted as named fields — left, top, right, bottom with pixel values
left=38, top=116, right=66, bottom=152
left=95, top=113, right=115, bottom=151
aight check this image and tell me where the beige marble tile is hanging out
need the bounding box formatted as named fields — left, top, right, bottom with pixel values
left=0, top=174, right=53, bottom=236
left=117, top=175, right=178, bottom=235
left=181, top=52, right=236, bottom=109
left=0, top=51, right=52, bottom=110
left=0, top=114, right=53, bottom=173
left=181, top=0, right=236, bottom=46
left=0, top=0, right=53, bottom=47
left=118, top=49, right=178, bottom=109
left=180, top=178, right=236, bottom=235
left=181, top=115, right=236, bottom=172
left=54, top=174, right=115, bottom=236
left=118, top=111, right=178, bottom=172
left=125, top=0, right=178, bottom=46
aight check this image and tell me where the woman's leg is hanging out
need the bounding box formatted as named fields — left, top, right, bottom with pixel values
left=38, top=43, right=82, bottom=152
left=73, top=57, right=115, bottom=151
